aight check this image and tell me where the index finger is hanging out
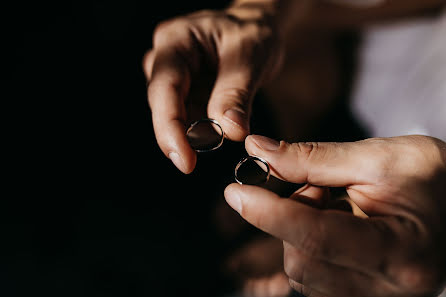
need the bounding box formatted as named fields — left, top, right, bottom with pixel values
left=224, top=183, right=396, bottom=278
left=146, top=48, right=196, bottom=174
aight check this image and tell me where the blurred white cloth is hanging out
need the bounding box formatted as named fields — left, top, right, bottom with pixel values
left=351, top=9, right=446, bottom=141
left=351, top=9, right=446, bottom=296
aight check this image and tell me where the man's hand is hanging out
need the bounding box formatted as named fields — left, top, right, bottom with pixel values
left=144, top=6, right=285, bottom=174
left=224, top=135, right=446, bottom=297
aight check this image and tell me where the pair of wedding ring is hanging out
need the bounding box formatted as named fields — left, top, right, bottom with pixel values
left=186, top=118, right=270, bottom=185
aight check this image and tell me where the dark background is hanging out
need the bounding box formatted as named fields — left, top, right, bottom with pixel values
left=3, top=1, right=365, bottom=296
left=4, top=1, right=244, bottom=296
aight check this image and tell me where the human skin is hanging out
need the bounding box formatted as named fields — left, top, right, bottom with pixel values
left=143, top=0, right=445, bottom=174
left=224, top=134, right=446, bottom=297
left=144, top=7, right=284, bottom=174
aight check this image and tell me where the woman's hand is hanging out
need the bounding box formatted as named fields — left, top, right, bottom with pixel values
left=225, top=134, right=446, bottom=297
left=144, top=5, right=285, bottom=174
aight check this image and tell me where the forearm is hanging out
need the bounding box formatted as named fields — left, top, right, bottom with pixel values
left=307, top=0, right=446, bottom=28
left=230, top=0, right=446, bottom=32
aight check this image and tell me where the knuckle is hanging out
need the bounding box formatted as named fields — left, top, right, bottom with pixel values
left=294, top=142, right=319, bottom=159
left=290, top=142, right=322, bottom=170
left=153, top=19, right=175, bottom=36
left=153, top=18, right=188, bottom=46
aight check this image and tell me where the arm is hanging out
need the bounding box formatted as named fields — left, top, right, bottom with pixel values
left=231, top=0, right=446, bottom=30
left=144, top=0, right=445, bottom=174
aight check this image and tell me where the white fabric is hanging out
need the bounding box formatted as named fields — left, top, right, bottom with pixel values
left=351, top=12, right=446, bottom=295
left=351, top=9, right=446, bottom=141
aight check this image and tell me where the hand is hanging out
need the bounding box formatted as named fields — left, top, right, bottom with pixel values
left=143, top=5, right=285, bottom=174
left=224, top=134, right=446, bottom=297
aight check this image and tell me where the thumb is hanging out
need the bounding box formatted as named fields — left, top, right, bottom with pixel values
left=207, top=64, right=258, bottom=141
left=244, top=135, right=378, bottom=187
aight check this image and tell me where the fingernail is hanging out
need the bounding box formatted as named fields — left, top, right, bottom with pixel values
left=250, top=135, right=280, bottom=151
left=168, top=152, right=187, bottom=173
left=224, top=187, right=242, bottom=214
left=224, top=108, right=249, bottom=131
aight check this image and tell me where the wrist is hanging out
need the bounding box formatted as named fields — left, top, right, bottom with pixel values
left=227, top=0, right=314, bottom=41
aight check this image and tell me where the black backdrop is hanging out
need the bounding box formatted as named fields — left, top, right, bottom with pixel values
left=4, top=1, right=251, bottom=296
left=3, top=1, right=365, bottom=296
